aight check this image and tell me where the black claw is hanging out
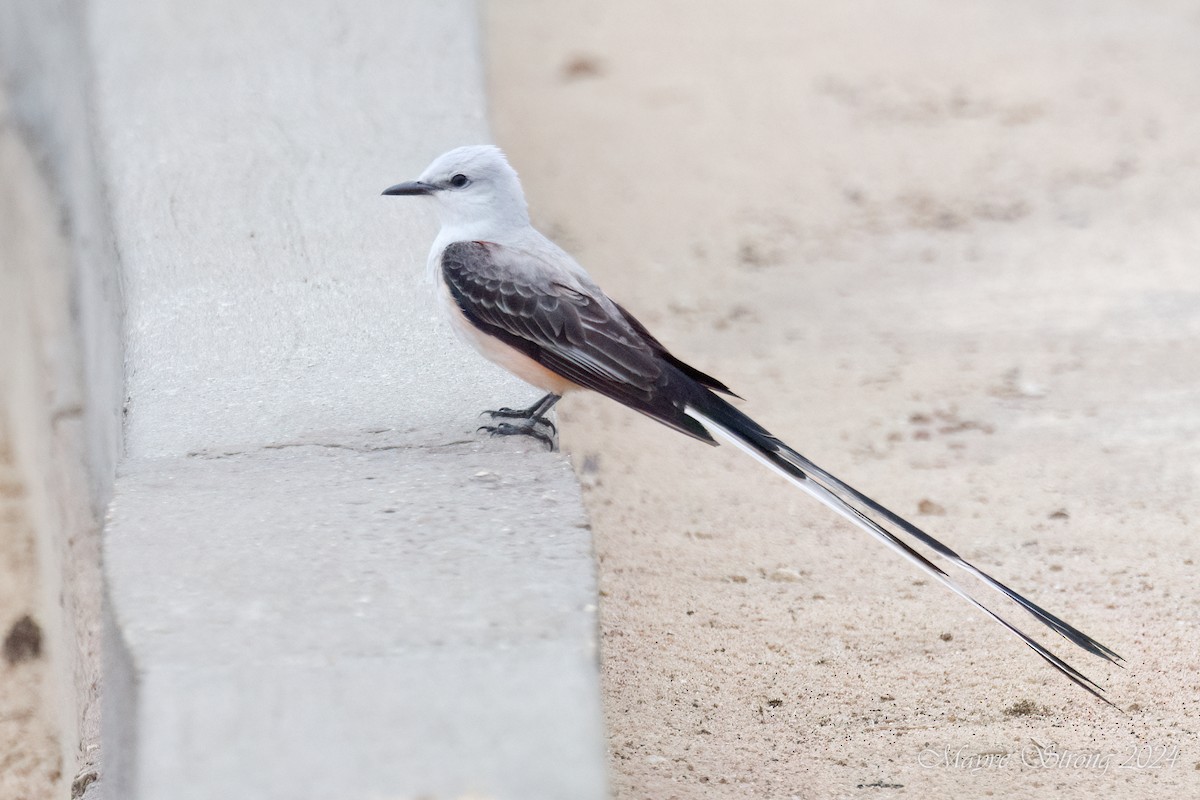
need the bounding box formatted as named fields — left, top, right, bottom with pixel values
left=477, top=422, right=557, bottom=450
left=475, top=394, right=561, bottom=449
left=481, top=409, right=556, bottom=434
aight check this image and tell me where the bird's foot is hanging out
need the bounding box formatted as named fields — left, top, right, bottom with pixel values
left=480, top=406, right=557, bottom=435
left=478, top=418, right=558, bottom=450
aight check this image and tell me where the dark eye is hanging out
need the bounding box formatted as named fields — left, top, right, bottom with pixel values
left=449, top=173, right=469, bottom=188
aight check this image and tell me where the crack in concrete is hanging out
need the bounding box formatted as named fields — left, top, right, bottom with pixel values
left=186, top=438, right=476, bottom=459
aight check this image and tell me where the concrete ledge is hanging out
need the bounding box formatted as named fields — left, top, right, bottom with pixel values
left=6, top=0, right=608, bottom=796
left=106, top=444, right=603, bottom=798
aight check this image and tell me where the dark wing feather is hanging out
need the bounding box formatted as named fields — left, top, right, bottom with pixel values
left=441, top=240, right=716, bottom=443
left=442, top=242, right=1120, bottom=703
left=611, top=299, right=742, bottom=398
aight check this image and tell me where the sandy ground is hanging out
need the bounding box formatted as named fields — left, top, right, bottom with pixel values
left=487, top=2, right=1200, bottom=797
left=0, top=87, right=97, bottom=800
left=0, top=424, right=60, bottom=800
left=0, top=101, right=61, bottom=800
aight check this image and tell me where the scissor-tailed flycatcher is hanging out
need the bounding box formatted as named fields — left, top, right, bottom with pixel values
left=383, top=145, right=1121, bottom=704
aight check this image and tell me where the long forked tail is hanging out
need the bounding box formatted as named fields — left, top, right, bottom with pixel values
left=682, top=391, right=1123, bottom=705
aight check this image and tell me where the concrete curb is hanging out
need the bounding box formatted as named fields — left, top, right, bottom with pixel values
left=5, top=1, right=608, bottom=797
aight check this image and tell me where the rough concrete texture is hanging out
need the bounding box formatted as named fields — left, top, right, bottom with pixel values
left=489, top=1, right=1200, bottom=797
left=32, top=0, right=604, bottom=797
left=88, top=0, right=501, bottom=459
left=106, top=444, right=602, bottom=799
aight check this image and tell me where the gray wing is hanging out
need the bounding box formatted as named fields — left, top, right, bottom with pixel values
left=441, top=240, right=718, bottom=442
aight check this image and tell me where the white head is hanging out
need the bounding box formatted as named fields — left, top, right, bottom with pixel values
left=383, top=145, right=530, bottom=232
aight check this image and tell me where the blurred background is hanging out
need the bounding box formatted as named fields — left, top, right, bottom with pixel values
left=487, top=1, right=1200, bottom=797
left=3, top=1, right=1199, bottom=797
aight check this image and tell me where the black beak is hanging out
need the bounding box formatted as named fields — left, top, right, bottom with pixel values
left=382, top=181, right=436, bottom=196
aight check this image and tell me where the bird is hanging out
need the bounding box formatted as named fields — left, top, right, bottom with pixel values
left=383, top=144, right=1122, bottom=704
